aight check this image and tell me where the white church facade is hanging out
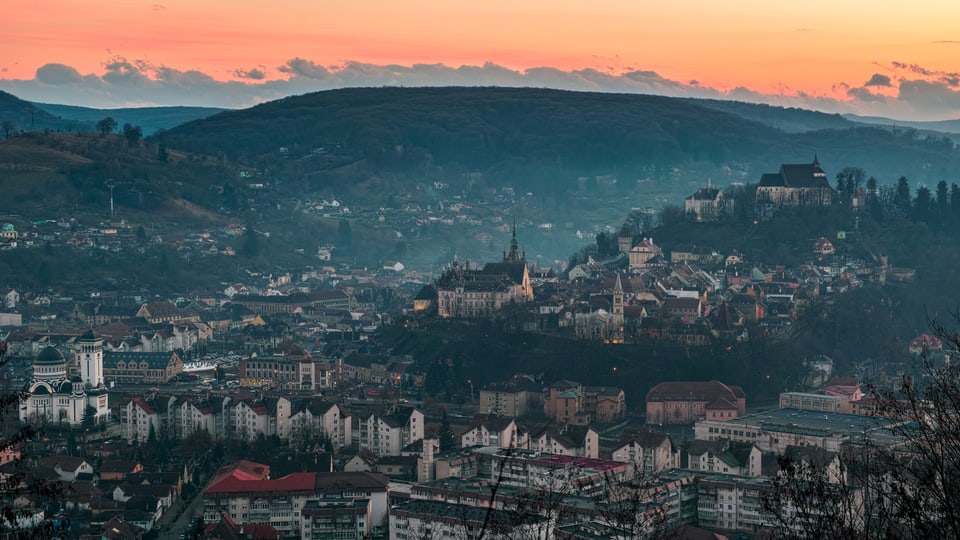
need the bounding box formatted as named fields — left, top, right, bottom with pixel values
left=20, top=330, right=109, bottom=426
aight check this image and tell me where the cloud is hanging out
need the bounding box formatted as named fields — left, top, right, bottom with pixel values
left=4, top=55, right=960, bottom=121
left=864, top=73, right=892, bottom=87
left=847, top=87, right=886, bottom=103
left=234, top=67, right=266, bottom=80
left=35, top=63, right=84, bottom=85
left=102, top=56, right=152, bottom=85
left=278, top=57, right=330, bottom=79
left=897, top=80, right=960, bottom=115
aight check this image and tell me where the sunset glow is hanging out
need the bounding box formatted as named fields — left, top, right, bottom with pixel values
left=3, top=0, right=960, bottom=118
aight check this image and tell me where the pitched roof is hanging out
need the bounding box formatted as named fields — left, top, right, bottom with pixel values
left=646, top=380, right=744, bottom=404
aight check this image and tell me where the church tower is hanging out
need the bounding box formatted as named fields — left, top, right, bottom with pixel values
left=77, top=330, right=104, bottom=387
left=612, top=272, right=624, bottom=327
left=504, top=220, right=524, bottom=263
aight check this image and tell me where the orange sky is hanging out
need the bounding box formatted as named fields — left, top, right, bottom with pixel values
left=3, top=1, right=959, bottom=107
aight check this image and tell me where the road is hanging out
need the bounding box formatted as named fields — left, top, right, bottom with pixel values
left=156, top=487, right=205, bottom=540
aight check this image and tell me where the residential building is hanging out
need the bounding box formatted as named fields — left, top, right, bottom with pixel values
left=288, top=399, right=352, bottom=449
left=628, top=238, right=663, bottom=272
left=203, top=465, right=389, bottom=538
left=354, top=406, right=424, bottom=457
left=685, top=185, right=729, bottom=222
left=530, top=425, right=600, bottom=459
left=611, top=430, right=679, bottom=474
left=231, top=397, right=292, bottom=441
left=389, top=499, right=549, bottom=540
left=40, top=455, right=94, bottom=482
left=687, top=439, right=762, bottom=477
left=479, top=383, right=530, bottom=417
left=459, top=414, right=524, bottom=450
left=300, top=498, right=372, bottom=540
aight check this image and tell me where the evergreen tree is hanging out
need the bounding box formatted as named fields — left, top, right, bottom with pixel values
left=894, top=176, right=912, bottom=217
left=913, top=185, right=933, bottom=223
left=935, top=180, right=950, bottom=229
left=80, top=405, right=97, bottom=432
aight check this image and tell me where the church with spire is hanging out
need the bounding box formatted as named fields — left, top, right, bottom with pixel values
left=20, top=330, right=110, bottom=426
left=435, top=224, right=534, bottom=318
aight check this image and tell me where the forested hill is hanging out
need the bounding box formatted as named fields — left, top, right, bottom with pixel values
left=156, top=86, right=960, bottom=190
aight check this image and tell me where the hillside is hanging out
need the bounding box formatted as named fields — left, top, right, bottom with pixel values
left=0, top=131, right=233, bottom=221
left=32, top=103, right=228, bottom=135
left=0, top=90, right=78, bottom=133
left=686, top=98, right=856, bottom=133
left=157, top=87, right=960, bottom=191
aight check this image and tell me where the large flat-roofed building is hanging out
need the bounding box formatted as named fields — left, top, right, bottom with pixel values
left=694, top=408, right=902, bottom=453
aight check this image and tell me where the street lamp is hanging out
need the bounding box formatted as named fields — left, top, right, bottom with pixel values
left=467, top=379, right=474, bottom=405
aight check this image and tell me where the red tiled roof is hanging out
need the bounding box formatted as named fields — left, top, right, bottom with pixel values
left=206, top=472, right=317, bottom=494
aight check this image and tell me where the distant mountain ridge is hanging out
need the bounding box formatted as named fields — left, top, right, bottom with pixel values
left=843, top=114, right=960, bottom=136
left=32, top=103, right=228, bottom=135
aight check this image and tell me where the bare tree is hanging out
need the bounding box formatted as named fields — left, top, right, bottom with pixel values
left=767, top=310, right=960, bottom=539
left=0, top=342, right=67, bottom=538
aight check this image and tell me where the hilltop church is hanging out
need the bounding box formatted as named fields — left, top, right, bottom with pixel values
left=434, top=226, right=534, bottom=318
left=755, top=156, right=834, bottom=209
left=20, top=331, right=110, bottom=426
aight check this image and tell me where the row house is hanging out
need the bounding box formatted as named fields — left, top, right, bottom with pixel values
left=354, top=406, right=424, bottom=457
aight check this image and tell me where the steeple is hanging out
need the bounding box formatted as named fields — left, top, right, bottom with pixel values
left=612, top=272, right=624, bottom=328
left=505, top=219, right=522, bottom=263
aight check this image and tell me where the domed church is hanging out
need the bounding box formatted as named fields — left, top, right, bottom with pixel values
left=20, top=330, right=109, bottom=426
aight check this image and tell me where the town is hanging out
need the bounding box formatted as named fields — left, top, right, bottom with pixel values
left=2, top=153, right=955, bottom=540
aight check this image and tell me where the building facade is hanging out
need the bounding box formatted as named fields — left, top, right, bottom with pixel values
left=435, top=227, right=533, bottom=318
left=20, top=331, right=109, bottom=426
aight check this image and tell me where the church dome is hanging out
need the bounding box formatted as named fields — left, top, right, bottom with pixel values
left=78, top=330, right=99, bottom=342
left=35, top=347, right=66, bottom=366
